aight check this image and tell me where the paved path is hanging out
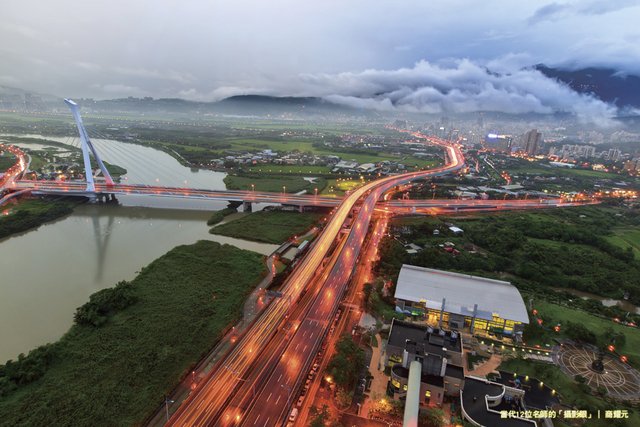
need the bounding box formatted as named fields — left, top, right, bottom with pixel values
left=361, top=334, right=389, bottom=418
left=468, top=354, right=502, bottom=378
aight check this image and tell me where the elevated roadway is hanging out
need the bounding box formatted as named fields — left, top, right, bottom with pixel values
left=167, top=134, right=465, bottom=426
left=13, top=180, right=343, bottom=207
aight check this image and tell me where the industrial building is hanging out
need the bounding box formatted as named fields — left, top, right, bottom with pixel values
left=385, top=319, right=465, bottom=406
left=394, top=265, right=529, bottom=339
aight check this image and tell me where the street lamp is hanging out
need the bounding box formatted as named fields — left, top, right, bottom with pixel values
left=282, top=185, right=286, bottom=194
left=251, top=183, right=255, bottom=192
left=224, top=365, right=256, bottom=397
left=164, top=396, right=175, bottom=421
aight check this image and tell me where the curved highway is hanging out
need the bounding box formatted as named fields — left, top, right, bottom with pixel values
left=167, top=133, right=464, bottom=426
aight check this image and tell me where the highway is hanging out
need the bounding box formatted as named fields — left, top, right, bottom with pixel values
left=167, top=134, right=465, bottom=426
left=10, top=179, right=595, bottom=213
left=13, top=180, right=343, bottom=207
left=0, top=144, right=27, bottom=188
left=1, top=136, right=597, bottom=426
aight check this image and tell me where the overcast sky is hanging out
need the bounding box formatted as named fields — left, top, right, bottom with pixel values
left=1, top=0, right=638, bottom=122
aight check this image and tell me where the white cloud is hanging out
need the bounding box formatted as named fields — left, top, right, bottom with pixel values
left=287, top=60, right=618, bottom=125
left=0, top=0, right=637, bottom=110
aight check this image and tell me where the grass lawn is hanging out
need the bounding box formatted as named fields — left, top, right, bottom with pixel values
left=321, top=178, right=367, bottom=196
left=211, top=210, right=323, bottom=244
left=223, top=138, right=317, bottom=153
left=606, top=228, right=640, bottom=258
left=499, top=358, right=640, bottom=427
left=510, top=164, right=623, bottom=180
left=224, top=174, right=326, bottom=193
left=532, top=300, right=640, bottom=367
left=0, top=241, right=266, bottom=426
left=0, top=151, right=17, bottom=170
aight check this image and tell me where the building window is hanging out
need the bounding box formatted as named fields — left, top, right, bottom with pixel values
left=474, top=319, right=488, bottom=331
left=425, top=390, right=431, bottom=398
left=389, top=355, right=402, bottom=365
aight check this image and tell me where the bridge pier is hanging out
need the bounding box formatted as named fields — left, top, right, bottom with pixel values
left=242, top=201, right=252, bottom=213
left=93, top=193, right=118, bottom=204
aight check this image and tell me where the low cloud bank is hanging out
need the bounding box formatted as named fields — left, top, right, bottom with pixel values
left=208, top=58, right=618, bottom=126
left=304, top=60, right=617, bottom=126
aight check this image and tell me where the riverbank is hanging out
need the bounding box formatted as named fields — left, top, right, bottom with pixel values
left=0, top=240, right=267, bottom=426
left=211, top=210, right=323, bottom=244
left=207, top=206, right=237, bottom=226
left=0, top=198, right=77, bottom=240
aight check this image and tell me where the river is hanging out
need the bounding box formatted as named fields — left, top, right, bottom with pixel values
left=553, top=287, right=640, bottom=315
left=0, top=135, right=278, bottom=362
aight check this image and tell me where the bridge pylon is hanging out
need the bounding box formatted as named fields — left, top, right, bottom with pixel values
left=64, top=99, right=114, bottom=192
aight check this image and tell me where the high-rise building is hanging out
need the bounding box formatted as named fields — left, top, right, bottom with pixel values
left=522, top=129, right=542, bottom=156
left=606, top=148, right=621, bottom=162
left=485, top=134, right=513, bottom=153
left=558, top=144, right=596, bottom=159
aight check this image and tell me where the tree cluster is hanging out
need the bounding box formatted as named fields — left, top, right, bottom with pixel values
left=0, top=344, right=57, bottom=397
left=74, top=280, right=137, bottom=327
left=326, top=335, right=366, bottom=392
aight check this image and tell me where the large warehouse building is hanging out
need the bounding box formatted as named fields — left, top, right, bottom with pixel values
left=394, top=265, right=529, bottom=339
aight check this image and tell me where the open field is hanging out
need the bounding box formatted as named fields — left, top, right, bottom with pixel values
left=211, top=210, right=323, bottom=244
left=0, top=241, right=266, bottom=426
left=224, top=174, right=326, bottom=193
left=247, top=164, right=332, bottom=175
left=607, top=228, right=640, bottom=258
left=509, top=163, right=626, bottom=180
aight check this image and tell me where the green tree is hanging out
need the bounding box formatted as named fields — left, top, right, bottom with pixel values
left=327, top=336, right=365, bottom=390
left=565, top=321, right=597, bottom=345
left=309, top=404, right=330, bottom=427
left=334, top=387, right=352, bottom=409
left=363, top=282, right=373, bottom=310
left=419, top=408, right=445, bottom=427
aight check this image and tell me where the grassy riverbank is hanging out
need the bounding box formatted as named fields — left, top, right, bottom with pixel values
left=207, top=207, right=237, bottom=226
left=0, top=240, right=266, bottom=426
left=0, top=199, right=76, bottom=240
left=211, top=210, right=323, bottom=244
